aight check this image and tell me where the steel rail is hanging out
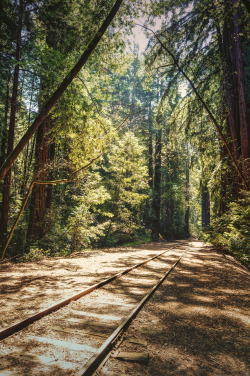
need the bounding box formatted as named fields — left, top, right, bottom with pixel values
left=0, top=245, right=178, bottom=341
left=75, top=251, right=185, bottom=376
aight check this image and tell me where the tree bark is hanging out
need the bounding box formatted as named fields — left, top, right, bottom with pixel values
left=151, top=127, right=162, bottom=240
left=185, top=150, right=190, bottom=237
left=151, top=82, right=164, bottom=240
left=144, top=25, right=249, bottom=190
left=0, top=72, right=11, bottom=168
left=148, top=102, right=154, bottom=189
left=0, top=0, right=124, bottom=181
left=201, top=184, right=210, bottom=229
left=0, top=0, right=23, bottom=244
left=27, top=22, right=57, bottom=243
left=45, top=141, right=55, bottom=211
left=222, top=8, right=250, bottom=181
left=27, top=116, right=52, bottom=242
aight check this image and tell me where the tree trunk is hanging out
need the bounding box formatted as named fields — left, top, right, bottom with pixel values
left=222, top=3, right=250, bottom=183
left=151, top=127, right=162, bottom=240
left=148, top=102, right=154, bottom=189
left=27, top=21, right=58, bottom=244
left=0, top=0, right=23, bottom=245
left=0, top=72, right=11, bottom=168
left=150, top=22, right=248, bottom=189
left=201, top=184, right=210, bottom=229
left=0, top=73, right=11, bottom=246
left=0, top=0, right=124, bottom=181
left=185, top=150, right=190, bottom=237
left=27, top=116, right=52, bottom=242
left=21, top=74, right=36, bottom=195
left=45, top=141, right=55, bottom=210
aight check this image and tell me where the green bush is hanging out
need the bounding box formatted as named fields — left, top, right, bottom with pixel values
left=205, top=191, right=250, bottom=267
left=18, top=247, right=49, bottom=262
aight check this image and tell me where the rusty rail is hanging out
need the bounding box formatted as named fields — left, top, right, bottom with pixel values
left=0, top=246, right=176, bottom=341
left=75, top=252, right=185, bottom=376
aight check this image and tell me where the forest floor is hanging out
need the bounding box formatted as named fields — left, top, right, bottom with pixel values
left=0, top=239, right=250, bottom=375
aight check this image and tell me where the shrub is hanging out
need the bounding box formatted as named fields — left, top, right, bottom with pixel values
left=205, top=191, right=250, bottom=267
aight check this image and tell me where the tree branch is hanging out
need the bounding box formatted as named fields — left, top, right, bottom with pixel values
left=141, top=25, right=249, bottom=190
left=0, top=113, right=130, bottom=260
left=0, top=0, right=124, bottom=181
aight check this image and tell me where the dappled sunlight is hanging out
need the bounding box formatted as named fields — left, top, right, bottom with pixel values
left=0, top=241, right=249, bottom=375
left=0, top=241, right=180, bottom=328
left=188, top=241, right=206, bottom=248
left=103, top=241, right=250, bottom=375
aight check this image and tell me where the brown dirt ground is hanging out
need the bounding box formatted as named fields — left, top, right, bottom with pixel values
left=1, top=240, right=250, bottom=376
left=102, top=241, right=250, bottom=376
left=0, top=240, right=181, bottom=329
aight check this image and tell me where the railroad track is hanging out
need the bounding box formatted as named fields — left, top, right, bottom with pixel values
left=0, top=244, right=188, bottom=376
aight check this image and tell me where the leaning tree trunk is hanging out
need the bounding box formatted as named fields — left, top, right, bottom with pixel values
left=0, top=0, right=124, bottom=182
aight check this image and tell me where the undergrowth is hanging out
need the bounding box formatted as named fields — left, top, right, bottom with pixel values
left=203, top=191, right=250, bottom=267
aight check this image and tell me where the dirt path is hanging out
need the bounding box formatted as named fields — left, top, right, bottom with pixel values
left=0, top=240, right=182, bottom=329
left=104, top=240, right=250, bottom=376
left=0, top=240, right=249, bottom=375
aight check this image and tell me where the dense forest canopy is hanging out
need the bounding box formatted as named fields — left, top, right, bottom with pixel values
left=0, top=0, right=249, bottom=265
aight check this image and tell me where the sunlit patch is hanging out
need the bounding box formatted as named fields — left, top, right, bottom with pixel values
left=193, top=295, right=214, bottom=302
left=4, top=350, right=77, bottom=370
left=27, top=336, right=97, bottom=353
left=189, top=241, right=205, bottom=248
left=70, top=309, right=121, bottom=321
left=0, top=370, right=13, bottom=376
left=226, top=310, right=250, bottom=325
left=177, top=283, right=192, bottom=287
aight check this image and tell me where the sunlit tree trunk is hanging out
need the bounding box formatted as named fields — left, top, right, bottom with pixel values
left=21, top=74, right=36, bottom=195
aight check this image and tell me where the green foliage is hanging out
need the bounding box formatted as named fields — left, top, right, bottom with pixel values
left=121, top=236, right=150, bottom=247
left=205, top=192, right=250, bottom=266
left=18, top=247, right=49, bottom=262
left=66, top=172, right=112, bottom=250
left=1, top=0, right=249, bottom=262
left=102, top=131, right=149, bottom=245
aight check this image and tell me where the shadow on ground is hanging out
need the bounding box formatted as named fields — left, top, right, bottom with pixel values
left=106, top=244, right=250, bottom=376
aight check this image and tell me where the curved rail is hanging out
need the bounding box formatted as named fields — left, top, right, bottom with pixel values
left=76, top=252, right=185, bottom=376
left=0, top=246, right=177, bottom=341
